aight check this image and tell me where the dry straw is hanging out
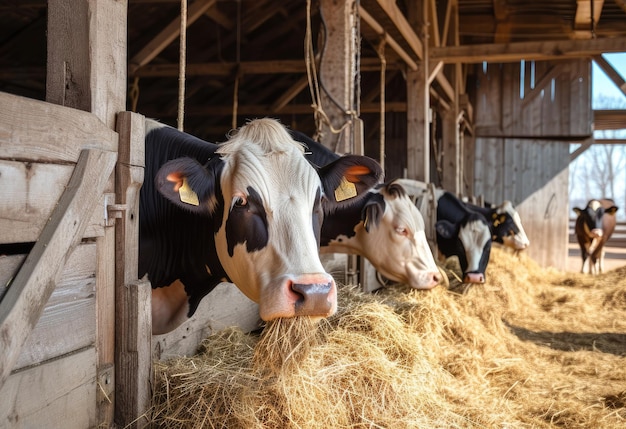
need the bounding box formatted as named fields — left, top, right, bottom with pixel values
left=150, top=248, right=626, bottom=428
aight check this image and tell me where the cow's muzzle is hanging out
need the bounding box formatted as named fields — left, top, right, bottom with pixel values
left=292, top=280, right=335, bottom=317
left=463, top=272, right=485, bottom=284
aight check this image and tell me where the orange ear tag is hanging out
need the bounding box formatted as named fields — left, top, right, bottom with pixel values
left=334, top=176, right=357, bottom=202
left=179, top=178, right=200, bottom=206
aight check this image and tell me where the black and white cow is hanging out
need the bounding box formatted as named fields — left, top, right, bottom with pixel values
left=290, top=130, right=442, bottom=289
left=141, top=119, right=382, bottom=334
left=463, top=201, right=530, bottom=251
left=393, top=179, right=492, bottom=284
left=435, top=192, right=492, bottom=283
left=573, top=199, right=619, bottom=274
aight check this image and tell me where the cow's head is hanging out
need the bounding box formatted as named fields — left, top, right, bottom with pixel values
left=573, top=200, right=618, bottom=239
left=155, top=118, right=382, bottom=321
left=355, top=181, right=442, bottom=289
left=436, top=212, right=491, bottom=284
left=491, top=201, right=530, bottom=250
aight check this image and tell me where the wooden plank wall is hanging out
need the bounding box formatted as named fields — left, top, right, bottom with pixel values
left=472, top=59, right=591, bottom=270
left=0, top=93, right=117, bottom=428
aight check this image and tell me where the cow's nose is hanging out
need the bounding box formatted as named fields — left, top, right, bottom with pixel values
left=292, top=280, right=334, bottom=317
left=591, top=228, right=603, bottom=238
left=463, top=272, right=485, bottom=283
left=432, top=270, right=442, bottom=284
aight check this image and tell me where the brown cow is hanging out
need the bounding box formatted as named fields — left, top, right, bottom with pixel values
left=573, top=199, right=619, bottom=274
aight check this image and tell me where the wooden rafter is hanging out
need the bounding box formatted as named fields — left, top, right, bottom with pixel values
left=129, top=0, right=216, bottom=73
left=593, top=54, right=626, bottom=96
left=574, top=0, right=604, bottom=31
left=132, top=58, right=395, bottom=78
left=360, top=6, right=418, bottom=71
left=374, top=0, right=424, bottom=60
left=270, top=75, right=309, bottom=112
left=430, top=36, right=626, bottom=63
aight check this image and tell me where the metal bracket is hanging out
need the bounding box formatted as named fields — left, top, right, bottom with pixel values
left=105, top=195, right=127, bottom=226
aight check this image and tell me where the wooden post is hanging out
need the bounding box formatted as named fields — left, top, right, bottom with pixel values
left=46, top=0, right=128, bottom=425
left=406, top=2, right=430, bottom=182
left=318, top=0, right=359, bottom=154
left=115, top=112, right=150, bottom=427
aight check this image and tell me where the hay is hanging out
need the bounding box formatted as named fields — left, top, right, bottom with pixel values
left=150, top=248, right=626, bottom=428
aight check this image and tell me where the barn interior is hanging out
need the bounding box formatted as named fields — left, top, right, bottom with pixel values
left=1, top=1, right=626, bottom=427
left=1, top=0, right=625, bottom=270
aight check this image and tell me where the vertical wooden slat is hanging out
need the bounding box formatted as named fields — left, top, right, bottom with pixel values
left=115, top=112, right=151, bottom=427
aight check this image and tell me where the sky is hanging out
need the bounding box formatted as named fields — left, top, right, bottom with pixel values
left=592, top=52, right=626, bottom=108
left=569, top=52, right=626, bottom=219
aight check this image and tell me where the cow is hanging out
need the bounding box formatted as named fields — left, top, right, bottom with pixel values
left=141, top=118, right=382, bottom=334
left=435, top=192, right=492, bottom=284
left=289, top=130, right=442, bottom=289
left=393, top=179, right=492, bottom=284
left=463, top=201, right=530, bottom=251
left=573, top=199, right=619, bottom=275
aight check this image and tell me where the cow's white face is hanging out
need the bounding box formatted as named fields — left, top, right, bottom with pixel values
left=357, top=184, right=441, bottom=289
left=215, top=128, right=333, bottom=320
left=458, top=218, right=491, bottom=281
left=498, top=201, right=530, bottom=250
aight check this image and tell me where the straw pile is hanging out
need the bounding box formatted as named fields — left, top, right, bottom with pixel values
left=149, top=248, right=626, bottom=428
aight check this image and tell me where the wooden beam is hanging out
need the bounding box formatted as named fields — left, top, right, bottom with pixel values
left=574, top=0, right=604, bottom=31
left=594, top=109, right=626, bottom=130
left=360, top=6, right=418, bottom=71
left=271, top=76, right=309, bottom=112
left=132, top=57, right=396, bottom=77
left=129, top=0, right=216, bottom=73
left=431, top=37, right=626, bottom=63
left=593, top=55, right=626, bottom=96
left=374, top=0, right=424, bottom=59
left=569, top=138, right=593, bottom=162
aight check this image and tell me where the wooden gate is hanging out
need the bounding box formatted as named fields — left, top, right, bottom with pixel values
left=0, top=92, right=148, bottom=428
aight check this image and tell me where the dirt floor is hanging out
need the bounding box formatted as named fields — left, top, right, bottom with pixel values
left=567, top=243, right=626, bottom=273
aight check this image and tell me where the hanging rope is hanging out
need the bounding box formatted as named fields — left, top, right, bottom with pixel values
left=177, top=0, right=187, bottom=131
left=377, top=37, right=386, bottom=176
left=232, top=0, right=241, bottom=130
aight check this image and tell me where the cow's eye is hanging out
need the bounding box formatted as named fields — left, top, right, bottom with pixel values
left=395, top=226, right=409, bottom=236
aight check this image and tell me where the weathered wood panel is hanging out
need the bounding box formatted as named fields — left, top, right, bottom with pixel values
left=0, top=148, right=117, bottom=389
left=474, top=137, right=570, bottom=269
left=0, top=347, right=97, bottom=429
left=0, top=92, right=118, bottom=163
left=0, top=161, right=110, bottom=243
left=153, top=282, right=261, bottom=361
left=13, top=243, right=96, bottom=371
left=473, top=59, right=591, bottom=138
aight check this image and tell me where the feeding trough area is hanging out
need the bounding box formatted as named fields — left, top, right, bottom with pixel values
left=149, top=248, right=626, bottom=428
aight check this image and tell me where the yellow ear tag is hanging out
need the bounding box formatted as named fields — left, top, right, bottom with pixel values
left=179, top=178, right=200, bottom=206
left=334, top=177, right=357, bottom=202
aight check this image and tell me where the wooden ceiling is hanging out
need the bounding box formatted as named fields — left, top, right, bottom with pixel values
left=1, top=0, right=625, bottom=141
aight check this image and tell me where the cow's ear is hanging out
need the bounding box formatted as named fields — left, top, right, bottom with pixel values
left=573, top=207, right=582, bottom=216
left=361, top=193, right=385, bottom=232
left=606, top=206, right=618, bottom=215
left=318, top=155, right=383, bottom=207
left=435, top=220, right=456, bottom=239
left=155, top=157, right=217, bottom=215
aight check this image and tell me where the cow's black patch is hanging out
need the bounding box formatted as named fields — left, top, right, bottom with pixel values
left=226, top=186, right=269, bottom=256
